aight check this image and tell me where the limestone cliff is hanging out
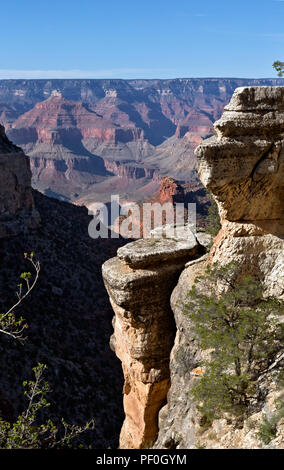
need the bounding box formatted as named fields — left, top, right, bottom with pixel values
left=103, top=86, right=284, bottom=449
left=102, top=234, right=203, bottom=448
left=0, top=124, right=39, bottom=237
left=196, top=86, right=284, bottom=299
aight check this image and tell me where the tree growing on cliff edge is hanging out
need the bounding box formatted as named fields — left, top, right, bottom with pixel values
left=273, top=61, right=284, bottom=77
left=184, top=262, right=284, bottom=423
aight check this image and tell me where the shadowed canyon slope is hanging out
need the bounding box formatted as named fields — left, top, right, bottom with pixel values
left=0, top=125, right=131, bottom=448
left=1, top=78, right=283, bottom=205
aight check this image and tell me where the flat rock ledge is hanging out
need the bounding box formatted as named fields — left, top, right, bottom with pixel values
left=117, top=231, right=198, bottom=268
left=102, top=234, right=203, bottom=449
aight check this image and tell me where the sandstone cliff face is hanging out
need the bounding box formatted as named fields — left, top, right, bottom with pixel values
left=0, top=125, right=39, bottom=237
left=102, top=235, right=203, bottom=448
left=157, top=176, right=185, bottom=204
left=103, top=86, right=284, bottom=449
left=196, top=86, right=284, bottom=299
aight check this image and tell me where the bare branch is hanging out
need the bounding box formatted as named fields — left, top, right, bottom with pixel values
left=0, top=253, right=40, bottom=342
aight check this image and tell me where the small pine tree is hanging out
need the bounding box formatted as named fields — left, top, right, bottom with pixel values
left=184, top=262, right=284, bottom=422
left=273, top=60, right=284, bottom=77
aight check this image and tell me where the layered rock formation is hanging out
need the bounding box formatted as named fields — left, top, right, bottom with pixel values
left=102, top=235, right=203, bottom=448
left=103, top=160, right=160, bottom=182
left=157, top=177, right=185, bottom=204
left=2, top=78, right=284, bottom=204
left=196, top=86, right=284, bottom=298
left=8, top=92, right=141, bottom=147
left=103, top=86, right=284, bottom=449
left=6, top=92, right=161, bottom=203
left=7, top=94, right=114, bottom=199
left=0, top=124, right=39, bottom=237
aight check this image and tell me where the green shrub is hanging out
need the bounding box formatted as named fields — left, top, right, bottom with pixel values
left=258, top=393, right=284, bottom=445
left=0, top=252, right=40, bottom=342
left=258, top=416, right=278, bottom=445
left=184, top=262, right=284, bottom=423
left=0, top=363, right=94, bottom=448
left=273, top=60, right=284, bottom=77
left=0, top=253, right=94, bottom=448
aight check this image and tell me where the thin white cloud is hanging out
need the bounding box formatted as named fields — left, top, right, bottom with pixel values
left=0, top=68, right=175, bottom=79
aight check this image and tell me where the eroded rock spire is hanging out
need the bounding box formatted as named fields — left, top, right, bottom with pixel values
left=196, top=86, right=284, bottom=298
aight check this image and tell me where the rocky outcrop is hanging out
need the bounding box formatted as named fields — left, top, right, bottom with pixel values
left=196, top=86, right=284, bottom=298
left=0, top=125, right=39, bottom=237
left=155, top=252, right=284, bottom=449
left=102, top=234, right=202, bottom=448
left=103, top=86, right=284, bottom=450
left=154, top=86, right=284, bottom=449
left=157, top=177, right=185, bottom=204
left=103, top=160, right=160, bottom=181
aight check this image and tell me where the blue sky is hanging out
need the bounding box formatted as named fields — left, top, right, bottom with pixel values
left=1, top=0, right=283, bottom=79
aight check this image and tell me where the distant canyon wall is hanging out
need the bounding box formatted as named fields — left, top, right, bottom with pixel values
left=1, top=78, right=284, bottom=204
